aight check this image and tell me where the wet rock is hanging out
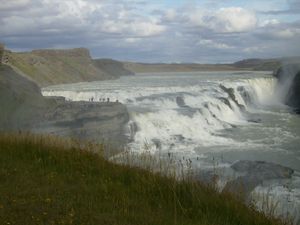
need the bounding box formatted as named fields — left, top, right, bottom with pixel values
left=220, top=84, right=246, bottom=112
left=176, top=96, right=186, bottom=107
left=247, top=118, right=262, bottom=123
left=237, top=86, right=253, bottom=105
left=286, top=71, right=300, bottom=113
left=152, top=138, right=162, bottom=150
left=231, top=160, right=294, bottom=179
left=223, top=160, right=294, bottom=197
left=219, top=97, right=232, bottom=109
left=128, top=121, right=139, bottom=140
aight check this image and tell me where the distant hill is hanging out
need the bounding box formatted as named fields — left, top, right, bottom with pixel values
left=2, top=45, right=300, bottom=87
left=124, top=57, right=300, bottom=74
left=122, top=62, right=238, bottom=73
left=233, top=57, right=300, bottom=71
left=3, top=48, right=133, bottom=87
left=233, top=58, right=281, bottom=71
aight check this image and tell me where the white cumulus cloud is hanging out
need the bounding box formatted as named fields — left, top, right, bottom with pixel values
left=0, top=0, right=299, bottom=62
left=187, top=7, right=257, bottom=33
left=213, top=7, right=257, bottom=32
left=101, top=20, right=165, bottom=37
left=197, top=39, right=233, bottom=49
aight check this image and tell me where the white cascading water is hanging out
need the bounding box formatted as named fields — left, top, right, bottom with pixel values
left=43, top=74, right=278, bottom=154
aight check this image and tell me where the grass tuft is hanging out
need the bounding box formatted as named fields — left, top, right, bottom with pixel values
left=0, top=133, right=289, bottom=225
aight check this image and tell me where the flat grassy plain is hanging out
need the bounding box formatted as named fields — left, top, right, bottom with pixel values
left=0, top=133, right=288, bottom=225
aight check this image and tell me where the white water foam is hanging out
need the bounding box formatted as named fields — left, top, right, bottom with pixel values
left=42, top=74, right=280, bottom=154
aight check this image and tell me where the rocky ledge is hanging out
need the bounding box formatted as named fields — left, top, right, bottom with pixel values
left=34, top=101, right=129, bottom=148
left=0, top=65, right=130, bottom=150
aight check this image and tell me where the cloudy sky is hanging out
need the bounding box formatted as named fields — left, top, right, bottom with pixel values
left=1, top=0, right=300, bottom=63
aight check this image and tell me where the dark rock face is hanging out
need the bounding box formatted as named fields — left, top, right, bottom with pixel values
left=237, top=86, right=253, bottom=106
left=219, top=84, right=246, bottom=112
left=274, top=64, right=300, bottom=82
left=218, top=97, right=232, bottom=109
left=274, top=64, right=300, bottom=113
left=286, top=71, right=300, bottom=113
left=176, top=96, right=186, bottom=107
left=0, top=65, right=130, bottom=148
left=0, top=65, right=50, bottom=129
left=223, top=160, right=294, bottom=197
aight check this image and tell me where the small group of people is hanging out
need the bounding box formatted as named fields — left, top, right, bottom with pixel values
left=88, top=97, right=119, bottom=103
left=98, top=98, right=109, bottom=102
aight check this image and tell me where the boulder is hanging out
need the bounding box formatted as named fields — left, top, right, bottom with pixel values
left=231, top=160, right=294, bottom=180
left=223, top=160, right=294, bottom=197
left=176, top=96, right=186, bottom=107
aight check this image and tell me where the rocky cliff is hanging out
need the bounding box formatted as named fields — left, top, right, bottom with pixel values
left=274, top=64, right=300, bottom=113
left=0, top=65, right=130, bottom=147
left=5, top=48, right=133, bottom=87
left=0, top=65, right=52, bottom=129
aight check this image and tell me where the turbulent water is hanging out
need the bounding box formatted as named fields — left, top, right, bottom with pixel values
left=43, top=71, right=300, bottom=220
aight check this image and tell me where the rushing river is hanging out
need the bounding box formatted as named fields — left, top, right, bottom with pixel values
left=43, top=71, right=300, bottom=221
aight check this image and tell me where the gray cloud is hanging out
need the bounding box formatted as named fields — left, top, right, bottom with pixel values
left=0, top=0, right=299, bottom=63
left=260, top=0, right=300, bottom=15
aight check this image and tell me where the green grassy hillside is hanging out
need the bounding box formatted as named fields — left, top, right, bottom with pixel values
left=4, top=48, right=134, bottom=87
left=6, top=48, right=111, bottom=87
left=0, top=133, right=288, bottom=225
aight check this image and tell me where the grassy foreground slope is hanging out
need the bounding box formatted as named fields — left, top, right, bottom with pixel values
left=0, top=134, right=286, bottom=225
